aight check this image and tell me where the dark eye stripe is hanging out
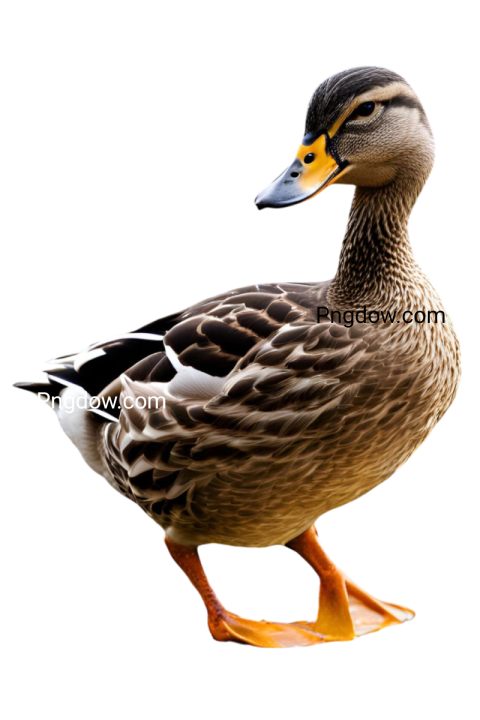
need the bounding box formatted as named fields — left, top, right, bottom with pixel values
left=346, top=94, right=427, bottom=124
left=385, top=94, right=428, bottom=124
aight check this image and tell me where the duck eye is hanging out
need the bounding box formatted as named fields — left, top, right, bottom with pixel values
left=304, top=153, right=315, bottom=164
left=355, top=102, right=376, bottom=117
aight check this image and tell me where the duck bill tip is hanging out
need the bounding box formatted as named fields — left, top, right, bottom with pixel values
left=254, top=132, right=349, bottom=210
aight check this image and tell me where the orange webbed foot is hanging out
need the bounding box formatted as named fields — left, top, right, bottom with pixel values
left=287, top=526, right=414, bottom=641
left=209, top=611, right=324, bottom=648
left=343, top=575, right=414, bottom=636
left=166, top=531, right=414, bottom=649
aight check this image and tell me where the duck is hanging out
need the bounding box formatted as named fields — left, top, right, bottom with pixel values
left=15, top=66, right=460, bottom=648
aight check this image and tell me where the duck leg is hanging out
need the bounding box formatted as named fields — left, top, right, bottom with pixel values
left=165, top=536, right=324, bottom=648
left=286, top=526, right=414, bottom=639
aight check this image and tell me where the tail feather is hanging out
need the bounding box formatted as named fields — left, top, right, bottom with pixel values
left=14, top=327, right=169, bottom=422
left=15, top=362, right=122, bottom=421
left=14, top=380, right=65, bottom=403
left=12, top=367, right=87, bottom=401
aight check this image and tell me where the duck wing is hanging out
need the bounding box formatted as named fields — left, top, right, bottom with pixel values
left=101, top=280, right=377, bottom=509
left=43, top=282, right=317, bottom=415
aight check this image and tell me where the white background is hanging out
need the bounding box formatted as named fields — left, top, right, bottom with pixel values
left=1, top=2, right=478, bottom=719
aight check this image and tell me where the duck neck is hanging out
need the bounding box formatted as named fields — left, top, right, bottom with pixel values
left=329, top=173, right=425, bottom=307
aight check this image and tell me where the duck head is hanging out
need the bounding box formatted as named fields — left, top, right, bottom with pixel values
left=255, top=66, right=434, bottom=209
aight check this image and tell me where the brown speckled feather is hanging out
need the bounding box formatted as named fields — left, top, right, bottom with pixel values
left=101, top=274, right=459, bottom=547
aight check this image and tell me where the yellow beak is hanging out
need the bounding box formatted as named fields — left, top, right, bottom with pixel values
left=255, top=132, right=348, bottom=209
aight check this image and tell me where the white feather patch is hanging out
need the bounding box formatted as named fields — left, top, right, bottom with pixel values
left=165, top=345, right=225, bottom=399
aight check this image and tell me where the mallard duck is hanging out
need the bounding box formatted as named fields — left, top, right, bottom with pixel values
left=16, top=66, right=460, bottom=648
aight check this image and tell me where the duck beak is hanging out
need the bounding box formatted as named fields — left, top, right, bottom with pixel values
left=255, top=133, right=347, bottom=209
